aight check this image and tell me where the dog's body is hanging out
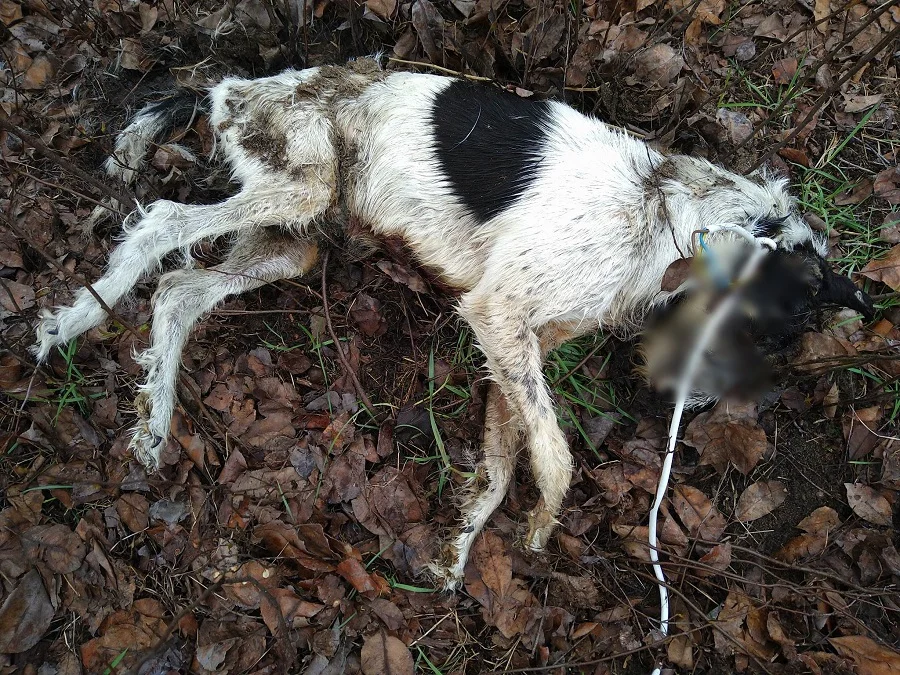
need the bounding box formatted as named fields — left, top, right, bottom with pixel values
left=34, top=59, right=873, bottom=588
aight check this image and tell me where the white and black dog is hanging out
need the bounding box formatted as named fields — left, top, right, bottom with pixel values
left=33, top=58, right=873, bottom=588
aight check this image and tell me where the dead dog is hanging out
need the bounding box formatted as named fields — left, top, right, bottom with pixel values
left=33, top=58, right=874, bottom=589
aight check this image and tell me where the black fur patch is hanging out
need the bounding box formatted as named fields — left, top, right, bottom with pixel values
left=141, top=91, right=203, bottom=129
left=431, top=81, right=552, bottom=222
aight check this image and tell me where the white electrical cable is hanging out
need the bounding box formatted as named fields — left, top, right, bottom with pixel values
left=648, top=228, right=776, bottom=675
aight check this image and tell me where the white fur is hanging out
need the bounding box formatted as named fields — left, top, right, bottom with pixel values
left=34, top=61, right=823, bottom=588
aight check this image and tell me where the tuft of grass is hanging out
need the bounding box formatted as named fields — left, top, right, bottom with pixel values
left=546, top=334, right=632, bottom=458
left=50, top=340, right=104, bottom=421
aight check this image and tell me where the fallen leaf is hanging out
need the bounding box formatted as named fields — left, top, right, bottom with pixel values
left=116, top=493, right=150, bottom=533
left=874, top=167, right=900, bottom=205
left=772, top=58, right=797, bottom=85
left=366, top=0, right=396, bottom=18
left=845, top=484, right=892, bottom=526
left=0, top=278, right=35, bottom=312
left=672, top=485, right=727, bottom=542
left=0, top=568, right=54, bottom=654
left=411, top=0, right=444, bottom=65
left=842, top=406, right=883, bottom=459
left=843, top=94, right=883, bottom=113
left=472, top=530, right=512, bottom=599
left=682, top=402, right=767, bottom=474
left=22, top=524, right=86, bottom=574
left=376, top=260, right=427, bottom=292
left=22, top=54, right=55, bottom=89
left=661, top=257, right=692, bottom=292
left=360, top=629, right=414, bottom=675
left=0, top=0, right=23, bottom=25
left=633, top=43, right=684, bottom=87
left=697, top=542, right=732, bottom=577
left=793, top=332, right=857, bottom=374
left=735, top=481, right=788, bottom=522
left=830, top=635, right=900, bottom=675
left=778, top=147, right=810, bottom=167
left=336, top=556, right=386, bottom=597
left=350, top=293, right=387, bottom=337
left=813, top=0, right=829, bottom=33
left=860, top=244, right=900, bottom=291
left=716, top=108, right=753, bottom=145
left=798, top=506, right=841, bottom=534
left=835, top=178, right=873, bottom=205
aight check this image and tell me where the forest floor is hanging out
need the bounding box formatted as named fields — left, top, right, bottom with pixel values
left=0, top=0, right=899, bottom=673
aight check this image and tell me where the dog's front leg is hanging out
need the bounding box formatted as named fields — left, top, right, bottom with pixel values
left=458, top=295, right=574, bottom=553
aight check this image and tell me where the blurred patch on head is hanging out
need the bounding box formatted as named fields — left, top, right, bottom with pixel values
left=642, top=238, right=875, bottom=403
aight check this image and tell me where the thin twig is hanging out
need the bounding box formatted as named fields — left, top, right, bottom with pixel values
left=387, top=57, right=493, bottom=81
left=320, top=249, right=379, bottom=420
left=0, top=116, right=135, bottom=206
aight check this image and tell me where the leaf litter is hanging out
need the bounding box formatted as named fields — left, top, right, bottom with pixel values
left=1, top=0, right=899, bottom=672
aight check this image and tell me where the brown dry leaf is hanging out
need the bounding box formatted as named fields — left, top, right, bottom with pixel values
left=0, top=278, right=35, bottom=312
left=0, top=568, right=54, bottom=654
left=411, top=0, right=444, bottom=65
left=794, top=332, right=857, bottom=374
left=860, top=244, right=900, bottom=291
left=844, top=94, right=883, bottom=114
left=778, top=147, right=810, bottom=167
left=80, top=600, right=169, bottom=671
left=682, top=402, right=767, bottom=474
left=633, top=43, right=684, bottom=87
left=672, top=485, right=727, bottom=542
left=22, top=54, right=55, bottom=89
left=360, top=629, right=414, bottom=675
left=116, top=493, right=150, bottom=533
left=667, top=0, right=723, bottom=24
left=366, top=0, right=396, bottom=19
left=697, top=542, right=732, bottom=575
left=845, top=483, right=892, bottom=527
left=350, top=293, right=387, bottom=337
left=798, top=506, right=841, bottom=534
left=668, top=633, right=694, bottom=669
left=813, top=0, right=830, bottom=33
left=735, top=481, right=788, bottom=522
left=22, top=524, right=86, bottom=574
left=376, top=260, right=427, bottom=292
left=472, top=530, right=512, bottom=598
left=772, top=58, right=797, bottom=85
left=874, top=167, right=900, bottom=205
left=830, top=635, right=900, bottom=675
left=842, top=406, right=883, bottom=459
left=835, top=178, right=874, bottom=205
left=336, top=556, right=387, bottom=597
left=661, top=257, right=692, bottom=292
left=0, top=0, right=22, bottom=25
left=261, top=588, right=324, bottom=636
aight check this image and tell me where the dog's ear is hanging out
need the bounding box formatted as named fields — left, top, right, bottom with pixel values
left=816, top=263, right=875, bottom=321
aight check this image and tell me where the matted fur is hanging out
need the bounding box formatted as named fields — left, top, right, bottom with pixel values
left=34, top=59, right=867, bottom=589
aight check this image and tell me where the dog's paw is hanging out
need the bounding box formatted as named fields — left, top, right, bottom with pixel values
left=32, top=308, right=62, bottom=362
left=524, top=507, right=558, bottom=552
left=129, top=392, right=166, bottom=470
left=426, top=560, right=464, bottom=592
left=128, top=423, right=166, bottom=471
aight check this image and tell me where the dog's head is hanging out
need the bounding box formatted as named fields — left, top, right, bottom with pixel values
left=642, top=211, right=875, bottom=403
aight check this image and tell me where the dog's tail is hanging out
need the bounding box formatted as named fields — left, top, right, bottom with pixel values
left=83, top=91, right=203, bottom=233
left=105, top=92, right=202, bottom=186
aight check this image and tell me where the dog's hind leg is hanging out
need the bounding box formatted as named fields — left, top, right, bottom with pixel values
left=431, top=382, right=522, bottom=589
left=34, top=186, right=330, bottom=362
left=130, top=230, right=319, bottom=468
left=431, top=320, right=584, bottom=588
